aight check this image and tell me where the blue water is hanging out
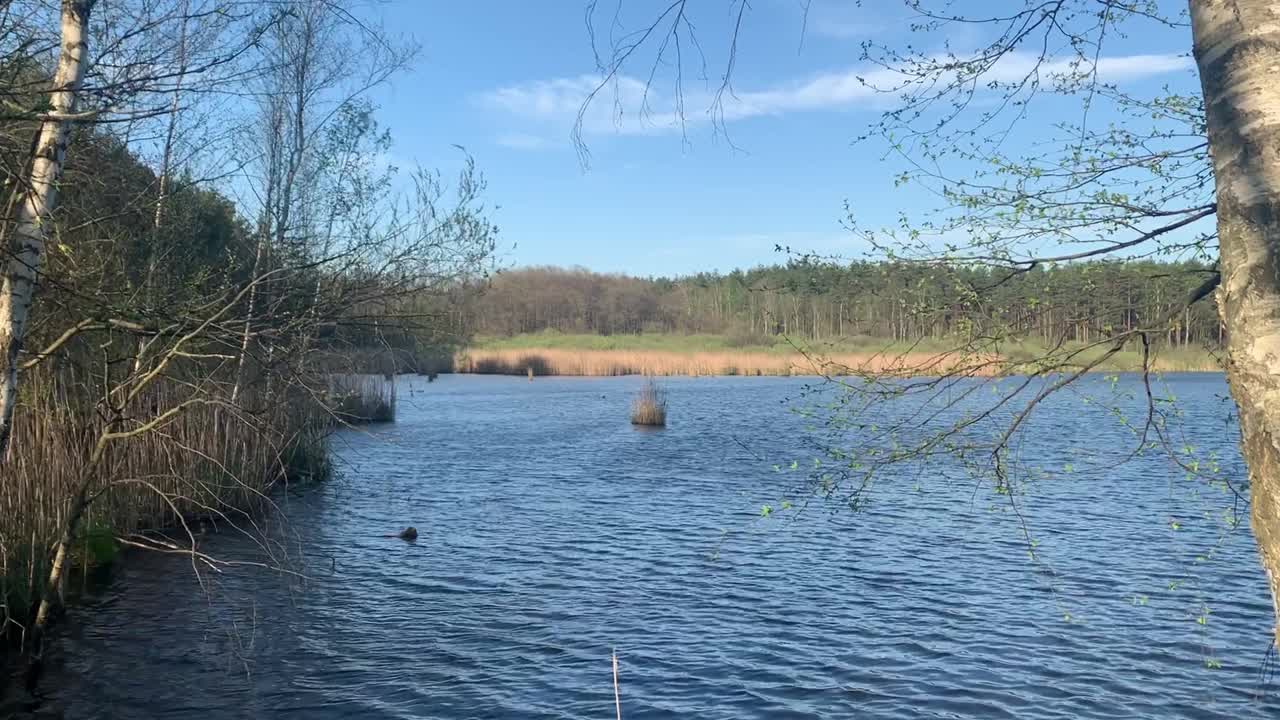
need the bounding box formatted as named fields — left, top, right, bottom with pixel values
left=41, top=374, right=1280, bottom=718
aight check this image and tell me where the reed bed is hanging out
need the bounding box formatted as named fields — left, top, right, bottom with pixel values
left=454, top=347, right=998, bottom=377
left=456, top=344, right=1223, bottom=378
left=328, top=374, right=397, bottom=423
left=630, top=379, right=667, bottom=426
left=0, top=369, right=395, bottom=648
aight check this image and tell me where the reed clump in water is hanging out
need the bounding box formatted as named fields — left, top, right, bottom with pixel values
left=327, top=374, right=397, bottom=424
left=630, top=378, right=667, bottom=427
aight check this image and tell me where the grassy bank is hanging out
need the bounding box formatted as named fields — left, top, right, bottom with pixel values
left=459, top=333, right=1221, bottom=376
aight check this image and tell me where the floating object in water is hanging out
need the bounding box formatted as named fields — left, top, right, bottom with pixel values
left=385, top=527, right=417, bottom=541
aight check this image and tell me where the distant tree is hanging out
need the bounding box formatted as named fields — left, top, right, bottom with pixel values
left=466, top=262, right=1221, bottom=350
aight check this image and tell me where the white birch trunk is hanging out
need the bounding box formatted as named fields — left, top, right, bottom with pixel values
left=0, top=0, right=95, bottom=460
left=1191, top=0, right=1280, bottom=646
left=150, top=0, right=190, bottom=245
left=231, top=96, right=285, bottom=405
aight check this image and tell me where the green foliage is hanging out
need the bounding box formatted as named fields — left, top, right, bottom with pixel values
left=78, top=523, right=119, bottom=567
left=474, top=330, right=782, bottom=353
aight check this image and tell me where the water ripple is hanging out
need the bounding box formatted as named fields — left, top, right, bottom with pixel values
left=39, top=374, right=1280, bottom=719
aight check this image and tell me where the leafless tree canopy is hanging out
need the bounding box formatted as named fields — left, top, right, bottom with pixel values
left=0, top=0, right=497, bottom=679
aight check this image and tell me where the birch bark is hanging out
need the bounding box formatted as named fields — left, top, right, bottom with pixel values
left=0, top=0, right=96, bottom=460
left=1191, top=0, right=1280, bottom=645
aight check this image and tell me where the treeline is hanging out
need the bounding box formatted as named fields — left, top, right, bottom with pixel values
left=466, top=261, right=1221, bottom=347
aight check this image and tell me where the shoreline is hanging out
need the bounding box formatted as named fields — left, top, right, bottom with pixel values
left=454, top=344, right=1221, bottom=377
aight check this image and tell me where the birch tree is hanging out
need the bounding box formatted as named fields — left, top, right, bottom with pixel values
left=1191, top=0, right=1280, bottom=645
left=0, top=0, right=267, bottom=459
left=0, top=0, right=94, bottom=459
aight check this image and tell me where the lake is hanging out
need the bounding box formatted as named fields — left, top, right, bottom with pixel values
left=38, top=374, right=1280, bottom=718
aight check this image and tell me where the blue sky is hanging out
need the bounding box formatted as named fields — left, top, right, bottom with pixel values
left=367, top=1, right=1201, bottom=277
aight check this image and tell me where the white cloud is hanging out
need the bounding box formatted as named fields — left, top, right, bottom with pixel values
left=485, top=76, right=601, bottom=119
left=986, top=52, right=1193, bottom=84
left=719, top=67, right=889, bottom=120
left=481, top=73, right=684, bottom=136
left=481, top=52, right=1192, bottom=136
left=1092, top=53, right=1193, bottom=80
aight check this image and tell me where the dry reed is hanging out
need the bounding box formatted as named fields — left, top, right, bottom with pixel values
left=456, top=345, right=1220, bottom=378
left=630, top=379, right=667, bottom=426
left=456, top=347, right=996, bottom=377
left=328, top=374, right=397, bottom=423
left=0, top=369, right=395, bottom=647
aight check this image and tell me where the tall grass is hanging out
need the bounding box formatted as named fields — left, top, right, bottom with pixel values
left=630, top=378, right=667, bottom=426
left=455, top=347, right=995, bottom=377
left=458, top=336, right=1223, bottom=376
left=0, top=368, right=395, bottom=650
left=469, top=331, right=1224, bottom=372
